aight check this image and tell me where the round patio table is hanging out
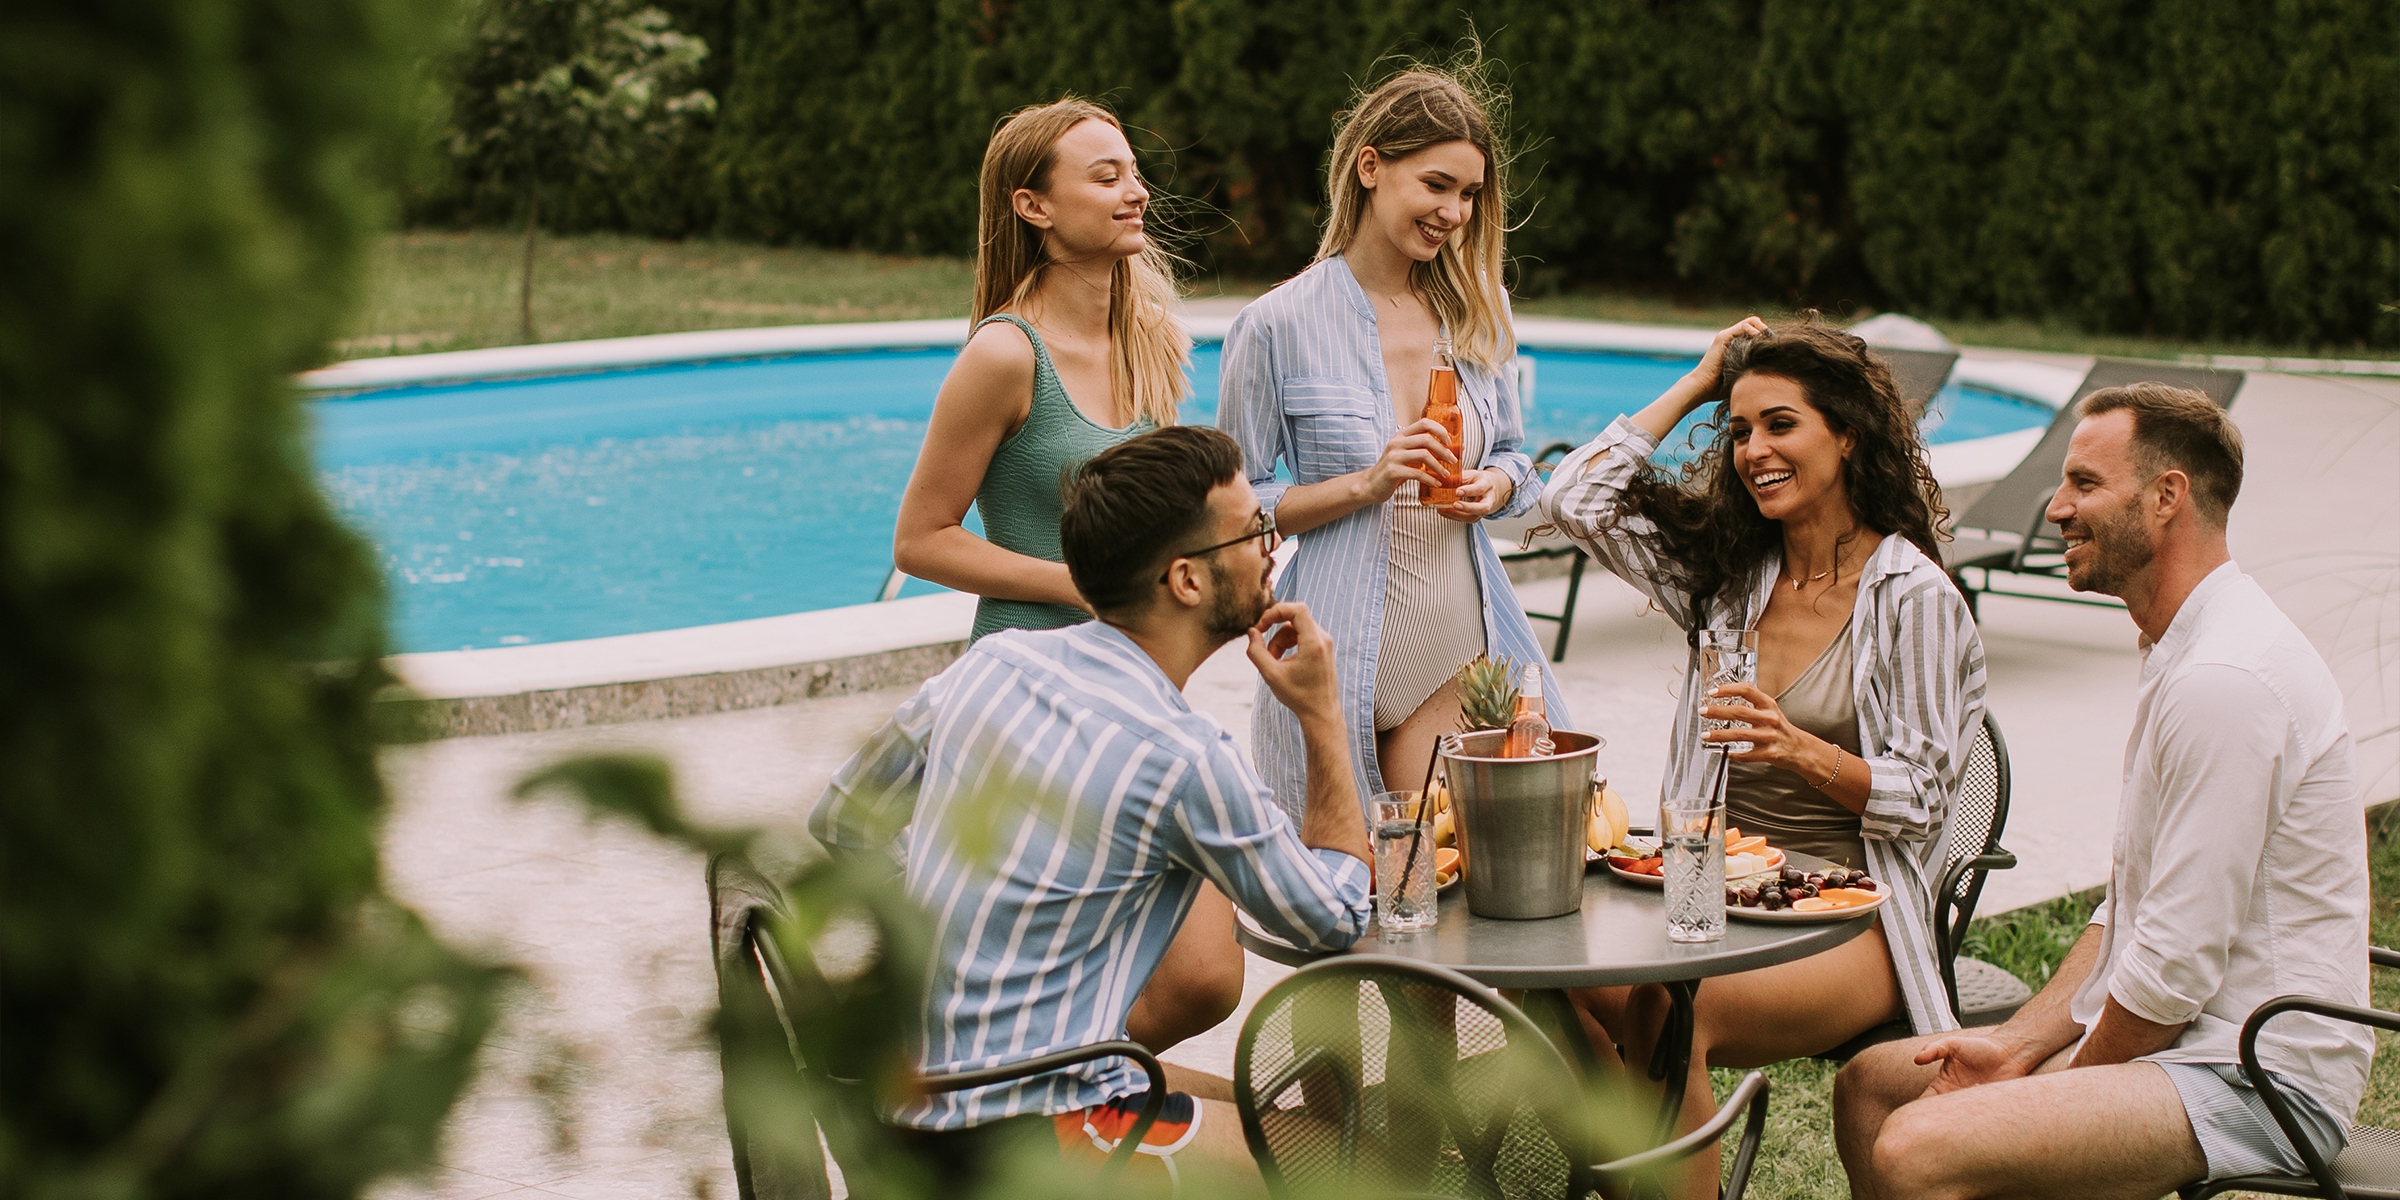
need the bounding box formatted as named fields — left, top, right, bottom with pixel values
left=1234, top=863, right=1878, bottom=1140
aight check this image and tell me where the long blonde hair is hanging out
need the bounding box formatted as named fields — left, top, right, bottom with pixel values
left=974, top=99, right=1189, bottom=428
left=1316, top=68, right=1515, bottom=371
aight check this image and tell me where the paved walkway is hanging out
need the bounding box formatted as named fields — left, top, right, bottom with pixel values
left=372, top=364, right=2396, bottom=1199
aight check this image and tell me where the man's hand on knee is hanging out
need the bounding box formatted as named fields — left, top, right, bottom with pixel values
left=1912, top=1031, right=2040, bottom=1097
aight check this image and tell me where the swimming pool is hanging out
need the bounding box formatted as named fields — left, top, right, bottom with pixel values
left=313, top=344, right=2051, bottom=653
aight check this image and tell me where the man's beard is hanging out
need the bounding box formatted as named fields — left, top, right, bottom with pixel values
left=1203, top=555, right=1272, bottom=641
left=2064, top=502, right=2155, bottom=596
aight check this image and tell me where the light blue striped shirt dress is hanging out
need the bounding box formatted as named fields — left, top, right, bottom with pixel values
left=810, top=620, right=1373, bottom=1129
left=1218, top=256, right=1571, bottom=818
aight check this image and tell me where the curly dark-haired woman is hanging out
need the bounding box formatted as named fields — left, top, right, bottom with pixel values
left=1539, top=316, right=1988, bottom=1199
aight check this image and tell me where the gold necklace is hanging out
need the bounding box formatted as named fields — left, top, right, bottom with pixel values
left=1787, top=533, right=1862, bottom=591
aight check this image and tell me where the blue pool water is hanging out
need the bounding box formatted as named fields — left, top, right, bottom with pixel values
left=313, top=346, right=2049, bottom=653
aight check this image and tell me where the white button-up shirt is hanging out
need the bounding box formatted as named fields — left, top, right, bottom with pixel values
left=2071, top=562, right=2371, bottom=1119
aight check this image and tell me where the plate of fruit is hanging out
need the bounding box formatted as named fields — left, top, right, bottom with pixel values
left=1726, top=862, right=1886, bottom=922
left=1605, top=826, right=1786, bottom=886
left=1436, top=846, right=1463, bottom=893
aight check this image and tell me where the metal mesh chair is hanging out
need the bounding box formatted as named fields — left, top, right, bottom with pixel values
left=708, top=853, right=1166, bottom=1199
left=1234, top=955, right=1770, bottom=1200
left=2180, top=948, right=2400, bottom=1200
left=1934, top=711, right=2030, bottom=1026
left=1820, top=710, right=2025, bottom=1060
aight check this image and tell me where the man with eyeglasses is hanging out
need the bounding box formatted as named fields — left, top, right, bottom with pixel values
left=810, top=425, right=1372, bottom=1183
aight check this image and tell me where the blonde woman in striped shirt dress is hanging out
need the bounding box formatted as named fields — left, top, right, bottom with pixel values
left=1540, top=317, right=1987, bottom=1200
left=1219, top=67, right=1565, bottom=812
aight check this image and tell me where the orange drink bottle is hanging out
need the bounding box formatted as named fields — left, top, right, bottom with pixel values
left=1503, top=665, right=1554, bottom=758
left=1421, top=339, right=1465, bottom=506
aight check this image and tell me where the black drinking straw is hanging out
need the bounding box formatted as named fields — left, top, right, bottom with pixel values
left=1391, top=734, right=1452, bottom=909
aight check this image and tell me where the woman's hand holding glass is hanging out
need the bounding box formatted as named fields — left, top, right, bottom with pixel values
left=1435, top=467, right=1512, bottom=521
left=1358, top=417, right=1460, bottom=503
left=1698, top=682, right=1830, bottom=776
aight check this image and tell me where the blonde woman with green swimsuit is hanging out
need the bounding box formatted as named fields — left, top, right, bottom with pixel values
left=892, top=100, right=1245, bottom=1055
left=895, top=98, right=1189, bottom=643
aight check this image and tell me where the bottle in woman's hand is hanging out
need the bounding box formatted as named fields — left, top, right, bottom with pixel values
left=1421, top=338, right=1465, bottom=505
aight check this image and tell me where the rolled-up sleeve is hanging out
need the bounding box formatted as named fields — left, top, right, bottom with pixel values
left=1859, top=581, right=1986, bottom=846
left=2109, top=666, right=2284, bottom=1026
left=1217, top=308, right=1292, bottom=515
left=808, top=687, right=936, bottom=867
left=1484, top=349, right=1539, bottom=520
left=1168, top=741, right=1371, bottom=950
left=1537, top=415, right=1703, bottom=629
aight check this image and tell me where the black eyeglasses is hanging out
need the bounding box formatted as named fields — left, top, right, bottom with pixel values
left=1157, top=510, right=1280, bottom=584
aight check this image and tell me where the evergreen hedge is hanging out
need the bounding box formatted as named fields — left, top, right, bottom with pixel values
left=427, top=0, right=2396, bottom=345
left=1, top=0, right=503, bottom=1191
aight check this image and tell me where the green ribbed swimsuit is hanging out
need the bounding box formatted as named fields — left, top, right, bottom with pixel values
left=968, top=314, right=1154, bottom=642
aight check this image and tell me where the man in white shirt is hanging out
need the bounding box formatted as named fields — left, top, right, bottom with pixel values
left=1832, top=383, right=2370, bottom=1199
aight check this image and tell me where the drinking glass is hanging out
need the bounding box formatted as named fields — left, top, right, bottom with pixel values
left=1373, top=791, right=1439, bottom=933
left=1697, top=628, right=1760, bottom=754
left=1661, top=793, right=1726, bottom=943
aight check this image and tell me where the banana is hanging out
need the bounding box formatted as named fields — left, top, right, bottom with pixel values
left=1598, top=783, right=1630, bottom=849
left=1432, top=808, right=1455, bottom=848
left=1586, top=810, right=1611, bottom=856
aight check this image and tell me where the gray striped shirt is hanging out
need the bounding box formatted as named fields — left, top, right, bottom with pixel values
left=1218, top=257, right=1570, bottom=817
left=1542, top=415, right=1988, bottom=1034
left=809, top=621, right=1372, bottom=1128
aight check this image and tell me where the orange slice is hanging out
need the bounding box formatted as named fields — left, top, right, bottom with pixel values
left=1727, top=835, right=1768, bottom=856
left=1724, top=826, right=1742, bottom=842
left=1818, top=888, right=1879, bottom=906
left=1435, top=847, right=1461, bottom=876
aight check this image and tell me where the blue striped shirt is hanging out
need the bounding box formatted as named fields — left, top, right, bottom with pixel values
left=809, top=620, right=1372, bottom=1129
left=1218, top=257, right=1571, bottom=817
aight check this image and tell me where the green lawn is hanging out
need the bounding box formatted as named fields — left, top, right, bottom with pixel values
left=1723, top=812, right=2400, bottom=1200
left=332, top=229, right=975, bottom=361
left=337, top=229, right=2395, bottom=367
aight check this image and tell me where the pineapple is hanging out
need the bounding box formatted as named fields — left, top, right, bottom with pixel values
left=1454, top=653, right=1521, bottom=731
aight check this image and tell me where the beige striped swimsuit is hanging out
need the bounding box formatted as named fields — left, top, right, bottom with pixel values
left=1374, top=398, right=1489, bottom=731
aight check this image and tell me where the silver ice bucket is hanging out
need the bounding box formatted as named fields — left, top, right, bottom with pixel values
left=1441, top=729, right=1603, bottom=919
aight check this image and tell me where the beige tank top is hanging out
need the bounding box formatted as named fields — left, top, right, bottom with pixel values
left=1374, top=399, right=1489, bottom=731
left=1725, top=620, right=1868, bottom=869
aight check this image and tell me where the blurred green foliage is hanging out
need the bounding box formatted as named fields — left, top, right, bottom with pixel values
left=418, top=0, right=2398, bottom=346
left=0, top=0, right=508, bottom=1192
left=430, top=0, right=717, bottom=240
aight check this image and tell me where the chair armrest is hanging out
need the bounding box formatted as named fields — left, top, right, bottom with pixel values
left=1593, top=1070, right=1770, bottom=1199
left=919, top=1040, right=1167, bottom=1174
left=2371, top=946, right=2400, bottom=971
left=2237, top=996, right=2400, bottom=1199
left=1932, top=849, right=2018, bottom=960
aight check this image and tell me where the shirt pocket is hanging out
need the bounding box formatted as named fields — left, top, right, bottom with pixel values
left=1280, top=378, right=1381, bottom=483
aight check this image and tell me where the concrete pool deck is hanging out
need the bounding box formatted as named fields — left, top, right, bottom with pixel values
left=371, top=363, right=2396, bottom=1199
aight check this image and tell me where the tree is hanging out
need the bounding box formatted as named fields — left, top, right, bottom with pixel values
left=443, top=0, right=716, bottom=340
left=0, top=0, right=507, bottom=1192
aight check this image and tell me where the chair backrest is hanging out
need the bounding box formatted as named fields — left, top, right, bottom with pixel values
left=1233, top=955, right=1591, bottom=1200
left=1955, top=358, right=2245, bottom=539
left=1937, top=712, right=2013, bottom=961
left=707, top=852, right=835, bottom=1200
left=1870, top=346, right=1960, bottom=414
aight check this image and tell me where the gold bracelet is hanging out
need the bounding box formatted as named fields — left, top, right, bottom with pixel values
left=1811, top=749, right=1843, bottom=791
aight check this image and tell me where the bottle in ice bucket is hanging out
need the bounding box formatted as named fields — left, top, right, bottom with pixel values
left=1421, top=337, right=1465, bottom=506
left=1503, top=665, right=1555, bottom=758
